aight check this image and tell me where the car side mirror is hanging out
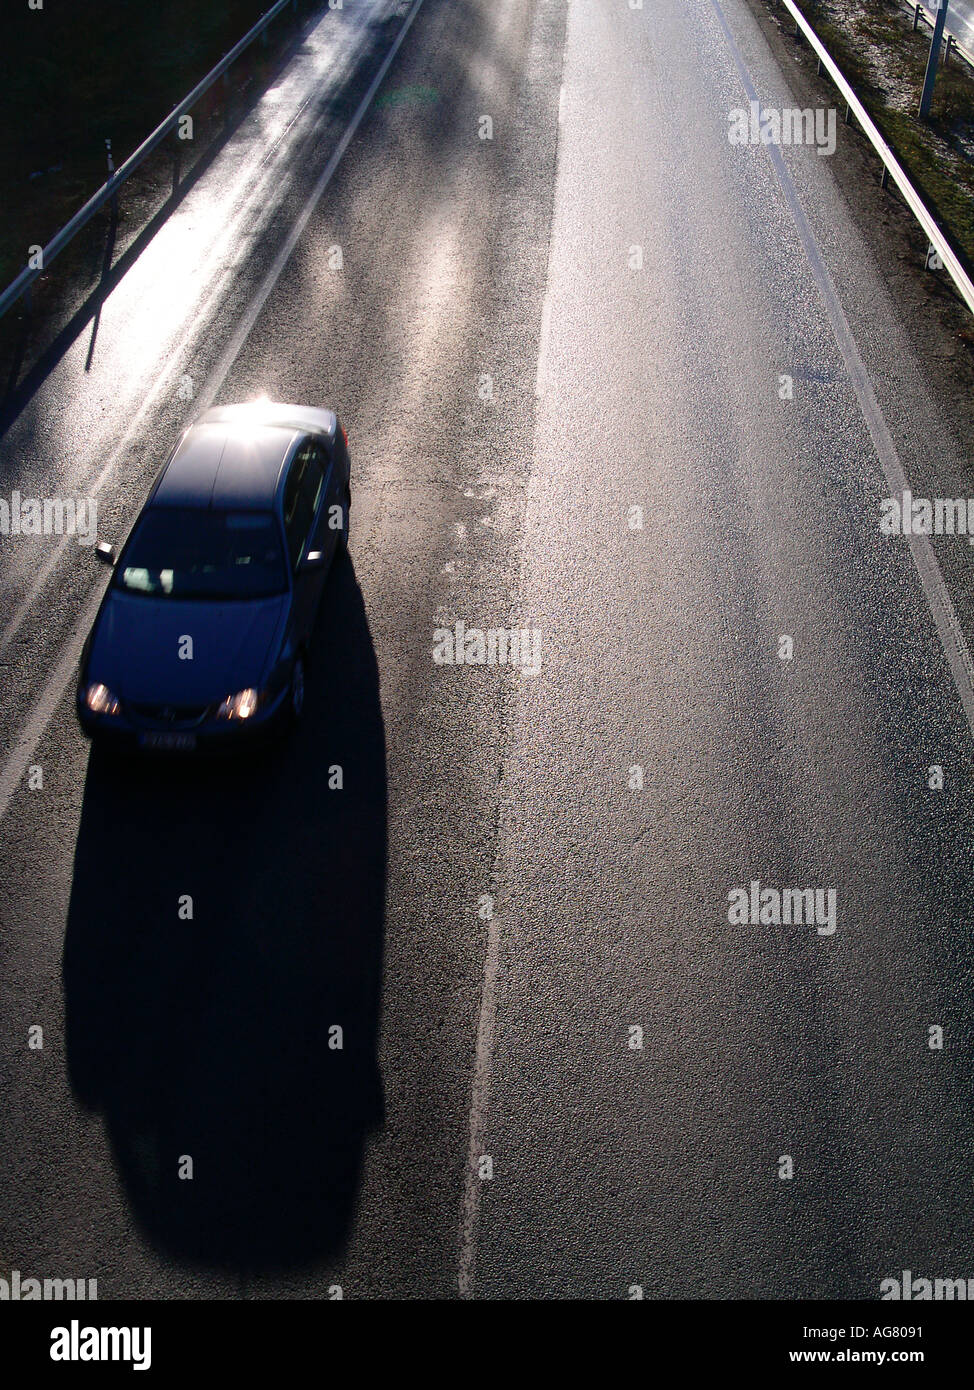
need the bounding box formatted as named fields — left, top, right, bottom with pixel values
left=95, top=541, right=116, bottom=566
left=300, top=549, right=326, bottom=573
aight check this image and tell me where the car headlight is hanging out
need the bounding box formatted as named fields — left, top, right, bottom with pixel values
left=84, top=682, right=121, bottom=716
left=217, top=687, right=260, bottom=720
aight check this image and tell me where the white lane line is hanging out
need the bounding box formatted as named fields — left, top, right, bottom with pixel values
left=0, top=0, right=428, bottom=826
left=458, top=895, right=503, bottom=1298
left=460, top=6, right=567, bottom=1295
left=0, top=586, right=104, bottom=825
left=711, top=0, right=974, bottom=740
left=1, top=445, right=131, bottom=652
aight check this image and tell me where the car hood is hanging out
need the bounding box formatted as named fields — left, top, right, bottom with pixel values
left=87, top=590, right=288, bottom=704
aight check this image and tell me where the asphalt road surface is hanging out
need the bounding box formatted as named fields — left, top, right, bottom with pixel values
left=2, top=0, right=974, bottom=1300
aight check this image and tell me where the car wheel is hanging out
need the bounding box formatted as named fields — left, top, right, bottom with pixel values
left=289, top=654, right=306, bottom=723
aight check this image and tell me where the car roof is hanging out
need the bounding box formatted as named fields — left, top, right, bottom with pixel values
left=199, top=402, right=338, bottom=440
left=153, top=422, right=299, bottom=510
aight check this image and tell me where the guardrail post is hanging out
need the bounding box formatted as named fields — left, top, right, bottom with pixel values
left=171, top=132, right=181, bottom=198
left=914, top=4, right=921, bottom=32
left=919, top=0, right=950, bottom=119
left=100, top=195, right=118, bottom=287
left=105, top=139, right=118, bottom=233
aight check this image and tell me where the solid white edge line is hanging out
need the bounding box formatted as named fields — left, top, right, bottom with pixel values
left=712, top=0, right=974, bottom=741
left=0, top=585, right=105, bottom=825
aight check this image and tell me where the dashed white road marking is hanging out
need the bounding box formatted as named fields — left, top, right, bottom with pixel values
left=458, top=897, right=504, bottom=1298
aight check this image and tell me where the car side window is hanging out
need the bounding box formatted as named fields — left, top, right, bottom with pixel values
left=283, top=444, right=315, bottom=571
left=300, top=443, right=326, bottom=514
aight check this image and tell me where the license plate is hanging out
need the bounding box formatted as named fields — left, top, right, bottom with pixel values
left=139, top=731, right=197, bottom=751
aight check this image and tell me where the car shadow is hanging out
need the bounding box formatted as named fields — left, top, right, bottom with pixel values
left=62, top=550, right=387, bottom=1274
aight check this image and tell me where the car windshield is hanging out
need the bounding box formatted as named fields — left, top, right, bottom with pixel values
left=116, top=507, right=287, bottom=600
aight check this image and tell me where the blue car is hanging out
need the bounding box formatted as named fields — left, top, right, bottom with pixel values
left=77, top=401, right=351, bottom=752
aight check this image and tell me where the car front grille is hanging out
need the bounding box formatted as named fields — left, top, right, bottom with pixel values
left=128, top=702, right=211, bottom=729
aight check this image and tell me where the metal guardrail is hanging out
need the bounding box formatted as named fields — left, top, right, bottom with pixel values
left=777, top=0, right=974, bottom=319
left=0, top=0, right=299, bottom=322
left=908, top=2, right=974, bottom=73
